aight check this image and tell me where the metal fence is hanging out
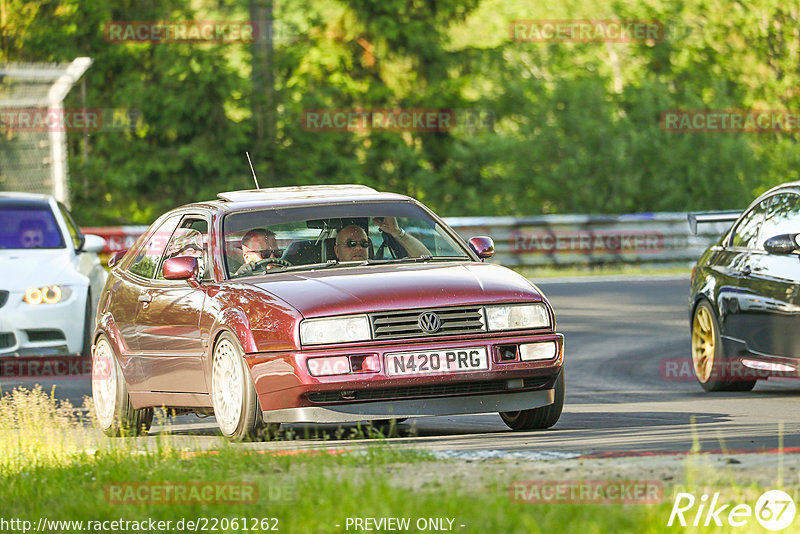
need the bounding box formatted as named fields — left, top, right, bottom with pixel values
left=0, top=58, right=92, bottom=206
left=82, top=212, right=735, bottom=268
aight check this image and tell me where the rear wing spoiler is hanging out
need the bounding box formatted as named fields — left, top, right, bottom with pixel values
left=687, top=210, right=741, bottom=235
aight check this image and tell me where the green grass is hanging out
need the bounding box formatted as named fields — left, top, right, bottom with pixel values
left=0, top=448, right=673, bottom=533
left=5, top=449, right=784, bottom=533
left=1, top=388, right=795, bottom=533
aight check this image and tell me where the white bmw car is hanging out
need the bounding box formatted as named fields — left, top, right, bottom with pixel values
left=0, top=193, right=107, bottom=357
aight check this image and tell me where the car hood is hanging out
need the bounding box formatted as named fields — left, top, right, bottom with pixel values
left=0, top=249, right=81, bottom=289
left=248, top=262, right=545, bottom=318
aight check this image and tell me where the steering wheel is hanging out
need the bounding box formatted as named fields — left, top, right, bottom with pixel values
left=253, top=257, right=292, bottom=271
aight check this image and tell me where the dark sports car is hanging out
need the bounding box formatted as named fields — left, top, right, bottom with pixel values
left=91, top=185, right=564, bottom=439
left=689, top=181, right=800, bottom=391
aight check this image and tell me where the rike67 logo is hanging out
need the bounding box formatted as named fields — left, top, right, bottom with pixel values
left=668, top=490, right=796, bottom=531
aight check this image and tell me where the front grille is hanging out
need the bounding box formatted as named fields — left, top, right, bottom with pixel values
left=26, top=329, right=66, bottom=342
left=0, top=290, right=8, bottom=309
left=307, top=377, right=549, bottom=404
left=0, top=333, right=16, bottom=349
left=370, top=306, right=486, bottom=340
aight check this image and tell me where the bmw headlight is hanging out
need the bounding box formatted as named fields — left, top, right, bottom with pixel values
left=485, top=303, right=550, bottom=331
left=23, top=286, right=72, bottom=305
left=300, top=315, right=371, bottom=345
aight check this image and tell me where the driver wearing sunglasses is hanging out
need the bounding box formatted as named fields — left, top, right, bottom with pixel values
left=236, top=228, right=283, bottom=275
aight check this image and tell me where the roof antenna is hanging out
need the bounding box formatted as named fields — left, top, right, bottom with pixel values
left=246, top=152, right=260, bottom=189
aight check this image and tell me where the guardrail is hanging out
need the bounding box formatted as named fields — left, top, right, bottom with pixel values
left=82, top=212, right=736, bottom=268
left=445, top=213, right=734, bottom=267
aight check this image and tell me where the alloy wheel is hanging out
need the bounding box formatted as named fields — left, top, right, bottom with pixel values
left=691, top=305, right=716, bottom=382
left=92, top=338, right=117, bottom=430
left=212, top=338, right=245, bottom=436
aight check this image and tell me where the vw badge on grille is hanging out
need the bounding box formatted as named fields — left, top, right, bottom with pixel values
left=418, top=312, right=442, bottom=334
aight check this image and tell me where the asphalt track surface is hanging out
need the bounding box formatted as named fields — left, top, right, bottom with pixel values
left=3, top=276, right=799, bottom=457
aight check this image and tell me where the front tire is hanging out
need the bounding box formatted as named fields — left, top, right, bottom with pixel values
left=211, top=332, right=278, bottom=441
left=92, top=335, right=153, bottom=436
left=500, top=370, right=564, bottom=431
left=691, top=300, right=756, bottom=392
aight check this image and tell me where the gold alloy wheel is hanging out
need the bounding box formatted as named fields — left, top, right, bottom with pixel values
left=691, top=305, right=716, bottom=382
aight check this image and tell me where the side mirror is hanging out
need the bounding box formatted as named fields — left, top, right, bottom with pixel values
left=468, top=236, right=495, bottom=260
left=108, top=249, right=127, bottom=268
left=764, top=234, right=800, bottom=255
left=163, top=256, right=201, bottom=288
left=81, top=234, right=107, bottom=254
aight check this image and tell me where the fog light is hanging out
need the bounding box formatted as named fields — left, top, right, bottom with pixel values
left=350, top=354, right=380, bottom=373
left=307, top=356, right=350, bottom=377
left=519, top=342, right=557, bottom=361
left=498, top=344, right=518, bottom=361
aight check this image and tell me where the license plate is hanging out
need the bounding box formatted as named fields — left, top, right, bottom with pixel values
left=385, top=347, right=489, bottom=377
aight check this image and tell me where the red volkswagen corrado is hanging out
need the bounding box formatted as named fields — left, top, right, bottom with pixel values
left=91, top=185, right=564, bottom=440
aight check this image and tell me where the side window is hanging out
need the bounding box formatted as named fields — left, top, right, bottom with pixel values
left=128, top=216, right=181, bottom=279
left=158, top=217, right=211, bottom=280
left=731, top=202, right=767, bottom=249
left=758, top=193, right=800, bottom=248
left=57, top=202, right=83, bottom=250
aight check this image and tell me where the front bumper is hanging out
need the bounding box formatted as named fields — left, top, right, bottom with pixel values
left=249, top=332, right=563, bottom=422
left=0, top=288, right=87, bottom=357
left=261, top=387, right=555, bottom=423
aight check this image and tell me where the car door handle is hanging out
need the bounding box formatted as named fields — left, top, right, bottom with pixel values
left=137, top=293, right=152, bottom=303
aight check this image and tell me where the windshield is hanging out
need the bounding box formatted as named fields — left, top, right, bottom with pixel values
left=223, top=202, right=469, bottom=278
left=0, top=202, right=65, bottom=250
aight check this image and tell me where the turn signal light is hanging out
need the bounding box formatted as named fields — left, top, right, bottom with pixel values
left=519, top=341, right=557, bottom=361
left=307, top=356, right=350, bottom=377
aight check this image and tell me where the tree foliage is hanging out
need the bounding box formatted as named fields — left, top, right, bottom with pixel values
left=0, top=0, right=796, bottom=223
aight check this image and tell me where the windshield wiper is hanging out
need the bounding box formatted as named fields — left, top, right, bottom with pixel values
left=302, top=259, right=340, bottom=270
left=273, top=259, right=341, bottom=273
left=239, top=259, right=341, bottom=277
left=360, top=255, right=469, bottom=265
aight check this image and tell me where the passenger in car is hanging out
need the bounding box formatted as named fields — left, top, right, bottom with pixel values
left=335, top=225, right=371, bottom=261
left=334, top=218, right=431, bottom=261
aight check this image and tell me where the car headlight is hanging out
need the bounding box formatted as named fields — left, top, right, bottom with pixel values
left=300, top=315, right=371, bottom=345
left=23, top=286, right=72, bottom=305
left=485, top=303, right=550, bottom=331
